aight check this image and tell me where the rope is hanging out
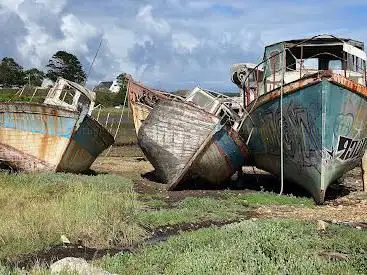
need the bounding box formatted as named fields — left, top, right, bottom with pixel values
left=104, top=90, right=128, bottom=157
left=29, top=87, right=38, bottom=102
left=279, top=48, right=286, bottom=196
left=6, top=87, right=22, bottom=102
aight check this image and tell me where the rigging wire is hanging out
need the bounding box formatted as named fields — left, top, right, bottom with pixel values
left=279, top=48, right=286, bottom=196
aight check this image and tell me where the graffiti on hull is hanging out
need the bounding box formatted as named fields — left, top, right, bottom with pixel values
left=258, top=101, right=322, bottom=172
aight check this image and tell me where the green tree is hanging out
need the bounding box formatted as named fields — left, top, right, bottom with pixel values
left=24, top=68, right=45, bottom=87
left=113, top=73, right=130, bottom=106
left=0, top=57, right=25, bottom=87
left=46, top=51, right=86, bottom=84
left=95, top=91, right=116, bottom=107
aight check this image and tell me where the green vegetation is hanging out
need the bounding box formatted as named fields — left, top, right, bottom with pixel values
left=91, top=107, right=136, bottom=145
left=139, top=192, right=313, bottom=229
left=94, top=73, right=129, bottom=108
left=0, top=57, right=28, bottom=87
left=139, top=197, right=249, bottom=228
left=0, top=88, right=49, bottom=103
left=0, top=57, right=45, bottom=87
left=99, top=219, right=367, bottom=275
left=227, top=191, right=314, bottom=207
left=0, top=169, right=361, bottom=275
left=95, top=91, right=119, bottom=107
left=0, top=173, right=144, bottom=261
left=0, top=170, right=313, bottom=264
left=46, top=51, right=86, bottom=84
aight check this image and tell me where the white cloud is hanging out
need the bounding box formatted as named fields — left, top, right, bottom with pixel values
left=136, top=5, right=171, bottom=36
left=1, top=0, right=367, bottom=90
left=172, top=32, right=199, bottom=52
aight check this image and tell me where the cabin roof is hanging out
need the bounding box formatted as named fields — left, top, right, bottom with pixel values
left=266, top=36, right=364, bottom=50
left=57, top=77, right=95, bottom=101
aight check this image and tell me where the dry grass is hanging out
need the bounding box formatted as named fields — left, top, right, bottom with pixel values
left=0, top=172, right=145, bottom=261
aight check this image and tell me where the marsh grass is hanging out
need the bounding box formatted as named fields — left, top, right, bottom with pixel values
left=0, top=173, right=145, bottom=261
left=139, top=192, right=313, bottom=229
left=138, top=197, right=251, bottom=228
left=227, top=191, right=314, bottom=207
left=99, top=219, right=367, bottom=275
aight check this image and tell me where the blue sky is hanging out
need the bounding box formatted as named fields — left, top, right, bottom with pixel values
left=1, top=0, right=367, bottom=91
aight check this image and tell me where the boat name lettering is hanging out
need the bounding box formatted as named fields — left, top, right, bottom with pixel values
left=336, top=136, right=367, bottom=161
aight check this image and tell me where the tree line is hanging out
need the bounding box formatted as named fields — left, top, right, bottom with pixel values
left=0, top=50, right=130, bottom=107
left=0, top=51, right=86, bottom=87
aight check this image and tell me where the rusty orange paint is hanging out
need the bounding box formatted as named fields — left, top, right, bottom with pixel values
left=330, top=74, right=367, bottom=98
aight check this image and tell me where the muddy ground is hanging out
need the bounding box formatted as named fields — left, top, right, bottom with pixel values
left=93, top=145, right=367, bottom=222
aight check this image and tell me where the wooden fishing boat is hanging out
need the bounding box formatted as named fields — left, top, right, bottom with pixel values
left=127, top=78, right=183, bottom=134
left=0, top=78, right=114, bottom=172
left=233, top=35, right=367, bottom=203
left=137, top=85, right=248, bottom=190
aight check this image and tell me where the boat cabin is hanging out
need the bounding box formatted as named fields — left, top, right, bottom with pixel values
left=241, top=35, right=367, bottom=106
left=44, top=78, right=96, bottom=115
left=185, top=87, right=243, bottom=130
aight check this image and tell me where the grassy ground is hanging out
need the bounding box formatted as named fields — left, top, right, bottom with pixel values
left=139, top=193, right=313, bottom=229
left=91, top=107, right=137, bottom=146
left=0, top=88, right=49, bottom=103
left=0, top=171, right=313, bottom=264
left=5, top=218, right=366, bottom=274
left=99, top=219, right=367, bottom=275
left=0, top=152, right=365, bottom=274
left=0, top=173, right=144, bottom=262
left=0, top=169, right=312, bottom=263
left=12, top=218, right=367, bottom=275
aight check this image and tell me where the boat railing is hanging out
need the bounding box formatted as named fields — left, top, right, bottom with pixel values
left=92, top=104, right=114, bottom=132
left=6, top=86, right=49, bottom=103
left=242, top=34, right=367, bottom=107
left=93, top=104, right=104, bottom=122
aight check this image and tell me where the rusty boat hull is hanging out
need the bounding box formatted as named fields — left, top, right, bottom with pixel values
left=241, top=72, right=367, bottom=203
left=0, top=102, right=114, bottom=172
left=138, top=100, right=248, bottom=189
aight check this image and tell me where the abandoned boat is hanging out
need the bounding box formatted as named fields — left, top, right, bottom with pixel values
left=137, top=85, right=248, bottom=190
left=127, top=77, right=184, bottom=134
left=232, top=35, right=367, bottom=203
left=0, top=77, right=114, bottom=172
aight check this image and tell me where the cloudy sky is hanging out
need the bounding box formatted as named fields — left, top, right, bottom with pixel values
left=1, top=0, right=367, bottom=91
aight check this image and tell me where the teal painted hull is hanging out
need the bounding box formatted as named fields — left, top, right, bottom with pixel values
left=241, top=80, right=367, bottom=203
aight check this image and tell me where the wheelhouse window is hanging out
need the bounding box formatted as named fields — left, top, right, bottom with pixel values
left=328, top=59, right=343, bottom=70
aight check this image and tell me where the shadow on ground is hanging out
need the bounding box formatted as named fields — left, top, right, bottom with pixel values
left=141, top=166, right=361, bottom=203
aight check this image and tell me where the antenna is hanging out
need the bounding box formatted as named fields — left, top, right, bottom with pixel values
left=85, top=38, right=103, bottom=85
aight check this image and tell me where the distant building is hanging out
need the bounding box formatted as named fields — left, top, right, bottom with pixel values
left=41, top=78, right=54, bottom=88
left=94, top=81, right=113, bottom=91
left=109, top=80, right=120, bottom=93
left=94, top=80, right=120, bottom=93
